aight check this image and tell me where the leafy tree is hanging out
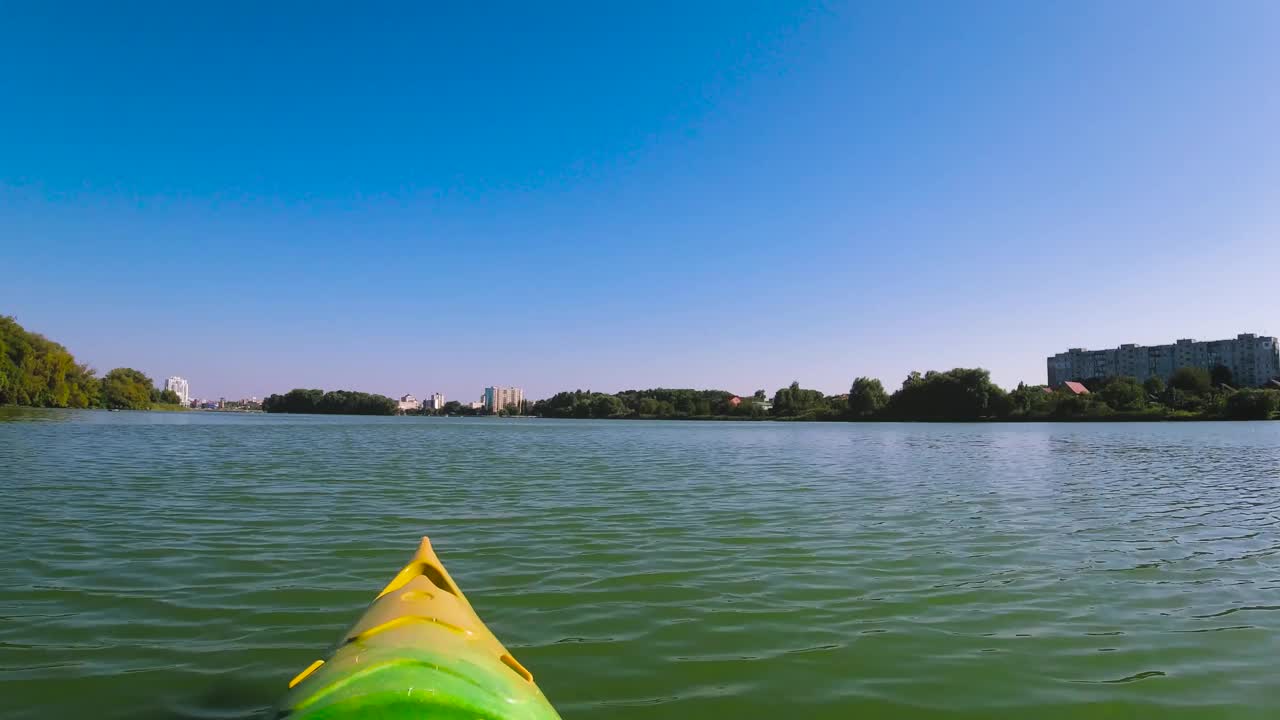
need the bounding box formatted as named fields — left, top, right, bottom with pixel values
left=263, top=388, right=396, bottom=415
left=101, top=368, right=155, bottom=410
left=1143, top=376, right=1165, bottom=397
left=772, top=381, right=825, bottom=417
left=1210, top=364, right=1234, bottom=387
left=591, top=394, right=626, bottom=418
left=614, top=388, right=735, bottom=417
left=0, top=316, right=101, bottom=408
left=1100, top=376, right=1145, bottom=411
left=534, top=388, right=742, bottom=419
left=1169, top=367, right=1212, bottom=396
left=675, top=395, right=695, bottom=415
left=1053, top=394, right=1087, bottom=417
left=885, top=368, right=1009, bottom=420
left=262, top=388, right=324, bottom=413
left=159, top=389, right=181, bottom=404
left=1224, top=390, right=1279, bottom=420
left=1161, top=387, right=1193, bottom=411
left=848, top=377, right=888, bottom=416
left=1008, top=382, right=1052, bottom=417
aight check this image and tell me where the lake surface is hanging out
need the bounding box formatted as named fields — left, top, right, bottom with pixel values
left=2, top=410, right=1278, bottom=719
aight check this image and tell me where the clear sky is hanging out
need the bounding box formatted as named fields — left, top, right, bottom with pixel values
left=3, top=2, right=1278, bottom=402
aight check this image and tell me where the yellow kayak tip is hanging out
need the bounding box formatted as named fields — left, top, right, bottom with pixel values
left=275, top=536, right=562, bottom=720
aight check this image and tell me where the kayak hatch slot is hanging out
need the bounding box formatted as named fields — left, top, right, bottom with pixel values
left=500, top=653, right=534, bottom=683
left=377, top=561, right=458, bottom=598
left=345, top=615, right=466, bottom=646
left=417, top=562, right=458, bottom=596
left=288, top=659, right=325, bottom=688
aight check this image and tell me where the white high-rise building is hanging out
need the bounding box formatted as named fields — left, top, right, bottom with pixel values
left=427, top=393, right=445, bottom=411
left=165, top=376, right=190, bottom=404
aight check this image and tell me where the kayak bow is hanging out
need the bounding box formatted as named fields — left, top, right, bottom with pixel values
left=276, top=537, right=562, bottom=720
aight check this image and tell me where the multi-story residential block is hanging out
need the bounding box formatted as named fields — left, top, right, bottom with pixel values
left=482, top=386, right=524, bottom=413
left=1048, top=334, right=1280, bottom=387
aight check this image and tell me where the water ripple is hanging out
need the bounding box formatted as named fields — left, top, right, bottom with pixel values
left=2, top=411, right=1279, bottom=718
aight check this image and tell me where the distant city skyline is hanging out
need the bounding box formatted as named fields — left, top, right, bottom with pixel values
left=120, top=327, right=1280, bottom=404
left=5, top=4, right=1279, bottom=399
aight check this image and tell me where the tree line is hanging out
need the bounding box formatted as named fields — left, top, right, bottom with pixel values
left=530, top=366, right=1279, bottom=422
left=1007, top=366, right=1280, bottom=421
left=1, top=316, right=184, bottom=410
left=7, top=314, right=1275, bottom=421
left=533, top=388, right=757, bottom=419
left=262, top=388, right=398, bottom=415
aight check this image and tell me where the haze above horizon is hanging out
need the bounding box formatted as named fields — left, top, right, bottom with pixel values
left=3, top=2, right=1278, bottom=401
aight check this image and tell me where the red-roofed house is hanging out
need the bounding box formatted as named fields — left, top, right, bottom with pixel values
left=1061, top=381, right=1090, bottom=395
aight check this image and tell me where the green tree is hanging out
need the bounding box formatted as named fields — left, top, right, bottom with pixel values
left=591, top=394, right=625, bottom=418
left=885, top=368, right=1009, bottom=421
left=1053, top=393, right=1103, bottom=418
left=101, top=368, right=155, bottom=410
left=1161, top=387, right=1193, bottom=411
left=772, top=381, right=825, bottom=417
left=1100, top=377, right=1145, bottom=411
left=159, top=388, right=181, bottom=405
left=1169, top=367, right=1212, bottom=396
left=1142, top=375, right=1165, bottom=397
left=263, top=388, right=396, bottom=415
left=0, top=316, right=101, bottom=408
left=1223, top=390, right=1279, bottom=420
left=1210, top=364, right=1234, bottom=387
left=848, top=377, right=888, bottom=416
left=1008, top=383, right=1052, bottom=417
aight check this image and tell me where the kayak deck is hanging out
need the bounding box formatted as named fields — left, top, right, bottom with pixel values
left=276, top=537, right=562, bottom=720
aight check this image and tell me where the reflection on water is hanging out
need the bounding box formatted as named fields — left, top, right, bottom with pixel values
left=2, top=411, right=1278, bottom=719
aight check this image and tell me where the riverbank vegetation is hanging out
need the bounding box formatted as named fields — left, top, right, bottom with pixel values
left=534, top=367, right=1279, bottom=422
left=403, top=399, right=533, bottom=417
left=262, top=388, right=397, bottom=415
left=1, top=316, right=187, bottom=410
left=7, top=315, right=1276, bottom=421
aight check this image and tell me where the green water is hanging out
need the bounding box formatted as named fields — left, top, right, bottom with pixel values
left=2, top=409, right=1278, bottom=719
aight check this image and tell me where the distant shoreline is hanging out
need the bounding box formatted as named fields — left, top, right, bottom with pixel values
left=5, top=316, right=1277, bottom=423
left=5, top=406, right=1276, bottom=423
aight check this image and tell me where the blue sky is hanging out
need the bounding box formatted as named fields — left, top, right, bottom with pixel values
left=3, top=1, right=1278, bottom=401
